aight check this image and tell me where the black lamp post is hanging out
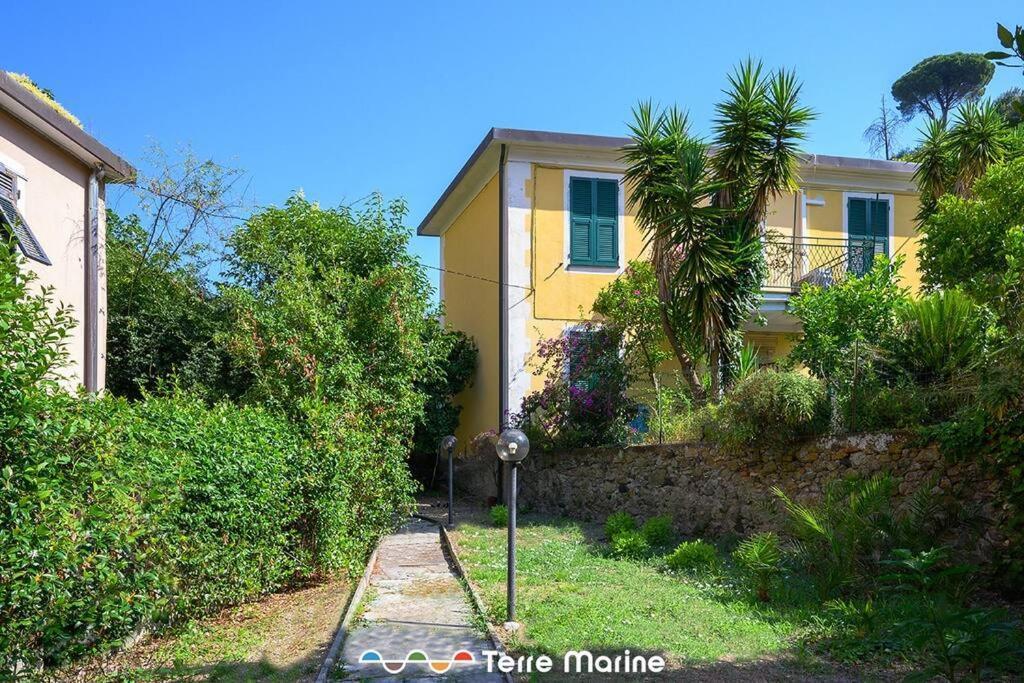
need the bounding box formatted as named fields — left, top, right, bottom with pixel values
left=441, top=435, right=457, bottom=527
left=495, top=428, right=529, bottom=630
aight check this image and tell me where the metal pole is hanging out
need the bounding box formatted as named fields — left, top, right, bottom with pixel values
left=447, top=447, right=454, bottom=527
left=506, top=461, right=517, bottom=623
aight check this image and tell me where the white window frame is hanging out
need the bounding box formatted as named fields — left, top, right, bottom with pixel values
left=562, top=169, right=626, bottom=274
left=0, top=155, right=27, bottom=212
left=842, top=191, right=894, bottom=258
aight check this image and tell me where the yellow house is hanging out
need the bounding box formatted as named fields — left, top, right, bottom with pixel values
left=418, top=128, right=921, bottom=445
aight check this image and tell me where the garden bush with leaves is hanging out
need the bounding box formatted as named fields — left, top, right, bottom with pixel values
left=2, top=192, right=443, bottom=671
left=490, top=504, right=509, bottom=528
left=732, top=532, right=782, bottom=602
left=105, top=210, right=240, bottom=401
left=708, top=369, right=829, bottom=448
left=666, top=540, right=719, bottom=573
left=513, top=322, right=637, bottom=450
left=641, top=515, right=675, bottom=547
left=610, top=531, right=651, bottom=561
left=1, top=392, right=306, bottom=672
left=789, top=257, right=907, bottom=403
left=772, top=474, right=959, bottom=599
left=0, top=247, right=310, bottom=670
left=604, top=511, right=637, bottom=540
left=881, top=548, right=1023, bottom=680
left=223, top=194, right=431, bottom=570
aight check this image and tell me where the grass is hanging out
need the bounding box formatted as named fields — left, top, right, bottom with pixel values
left=61, top=578, right=350, bottom=682
left=452, top=515, right=813, bottom=667
left=449, top=513, right=1017, bottom=678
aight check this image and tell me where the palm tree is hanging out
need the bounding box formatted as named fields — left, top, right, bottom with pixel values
left=623, top=61, right=814, bottom=401
left=913, top=100, right=1011, bottom=216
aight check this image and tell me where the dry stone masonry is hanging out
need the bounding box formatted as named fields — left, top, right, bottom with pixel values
left=456, top=432, right=1005, bottom=563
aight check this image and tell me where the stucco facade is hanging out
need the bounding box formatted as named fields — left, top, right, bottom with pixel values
left=0, top=72, right=134, bottom=392
left=420, top=129, right=921, bottom=445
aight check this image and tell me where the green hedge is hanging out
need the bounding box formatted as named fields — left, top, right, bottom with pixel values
left=0, top=211, right=423, bottom=671
left=0, top=393, right=314, bottom=670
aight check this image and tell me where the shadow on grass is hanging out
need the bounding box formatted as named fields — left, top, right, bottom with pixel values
left=63, top=647, right=329, bottom=683
left=454, top=509, right=904, bottom=680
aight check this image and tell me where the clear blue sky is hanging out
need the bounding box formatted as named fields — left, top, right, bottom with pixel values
left=7, top=1, right=1021, bottom=293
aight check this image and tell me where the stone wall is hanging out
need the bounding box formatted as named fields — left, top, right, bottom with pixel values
left=455, top=432, right=1005, bottom=559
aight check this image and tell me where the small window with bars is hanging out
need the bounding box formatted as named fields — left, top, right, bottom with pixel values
left=0, top=167, right=50, bottom=266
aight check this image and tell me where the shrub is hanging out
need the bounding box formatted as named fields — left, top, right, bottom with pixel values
left=885, top=290, right=988, bottom=387
left=1, top=207, right=430, bottom=672
left=610, top=531, right=651, bottom=560
left=666, top=540, right=719, bottom=573
left=490, top=504, right=509, bottom=528
left=733, top=532, right=782, bottom=602
left=604, top=511, right=636, bottom=540
left=512, top=323, right=637, bottom=450
left=710, top=369, right=829, bottom=447
left=771, top=474, right=953, bottom=598
left=0, top=391, right=306, bottom=671
left=789, top=256, right=908, bottom=394
left=882, top=548, right=1024, bottom=680
left=641, top=515, right=675, bottom=547
left=224, top=195, right=426, bottom=570
left=105, top=210, right=239, bottom=401
left=411, top=323, right=477, bottom=463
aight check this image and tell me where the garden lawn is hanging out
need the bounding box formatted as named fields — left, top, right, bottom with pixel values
left=60, top=578, right=350, bottom=682
left=452, top=515, right=812, bottom=666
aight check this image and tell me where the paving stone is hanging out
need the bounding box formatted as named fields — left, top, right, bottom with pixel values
left=338, top=519, right=501, bottom=681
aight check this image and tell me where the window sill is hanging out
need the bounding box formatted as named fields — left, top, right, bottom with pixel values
left=566, top=263, right=621, bottom=274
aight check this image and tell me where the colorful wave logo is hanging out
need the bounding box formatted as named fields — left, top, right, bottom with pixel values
left=358, top=649, right=475, bottom=674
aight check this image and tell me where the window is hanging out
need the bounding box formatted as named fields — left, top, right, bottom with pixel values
left=569, top=176, right=618, bottom=267
left=0, top=167, right=49, bottom=265
left=566, top=327, right=597, bottom=391
left=846, top=195, right=889, bottom=276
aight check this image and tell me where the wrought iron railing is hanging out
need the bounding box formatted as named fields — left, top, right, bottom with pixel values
left=762, top=236, right=880, bottom=292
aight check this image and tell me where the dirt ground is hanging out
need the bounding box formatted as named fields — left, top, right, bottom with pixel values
left=55, top=578, right=350, bottom=682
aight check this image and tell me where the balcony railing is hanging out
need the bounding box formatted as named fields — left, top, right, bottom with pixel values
left=762, top=236, right=880, bottom=292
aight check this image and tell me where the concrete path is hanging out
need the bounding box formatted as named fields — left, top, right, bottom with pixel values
left=336, top=518, right=501, bottom=681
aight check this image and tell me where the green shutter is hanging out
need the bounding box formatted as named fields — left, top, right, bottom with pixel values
left=847, top=198, right=868, bottom=238
left=869, top=199, right=889, bottom=257
left=847, top=197, right=890, bottom=275
left=569, top=177, right=593, bottom=264
left=594, top=179, right=618, bottom=266
left=569, top=177, right=619, bottom=267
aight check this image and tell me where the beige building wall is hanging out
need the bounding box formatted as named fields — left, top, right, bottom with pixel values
left=0, top=108, right=106, bottom=390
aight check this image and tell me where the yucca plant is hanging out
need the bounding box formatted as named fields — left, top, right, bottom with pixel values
left=914, top=100, right=1012, bottom=218
left=735, top=344, right=760, bottom=382
left=623, top=61, right=814, bottom=402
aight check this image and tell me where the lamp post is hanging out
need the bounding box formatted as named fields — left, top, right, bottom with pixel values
left=441, top=435, right=457, bottom=527
left=495, top=428, right=529, bottom=630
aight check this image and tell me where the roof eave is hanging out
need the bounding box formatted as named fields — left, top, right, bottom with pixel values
left=0, top=72, right=136, bottom=183
left=417, top=128, right=920, bottom=237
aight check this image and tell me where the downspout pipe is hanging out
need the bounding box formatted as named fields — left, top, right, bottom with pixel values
left=85, top=167, right=103, bottom=393
left=498, top=143, right=508, bottom=430
left=497, top=144, right=508, bottom=503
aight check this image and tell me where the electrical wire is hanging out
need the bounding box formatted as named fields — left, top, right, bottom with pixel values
left=424, top=263, right=533, bottom=291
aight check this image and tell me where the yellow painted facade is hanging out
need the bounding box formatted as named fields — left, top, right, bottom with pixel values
left=442, top=174, right=500, bottom=444
left=426, top=130, right=922, bottom=443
